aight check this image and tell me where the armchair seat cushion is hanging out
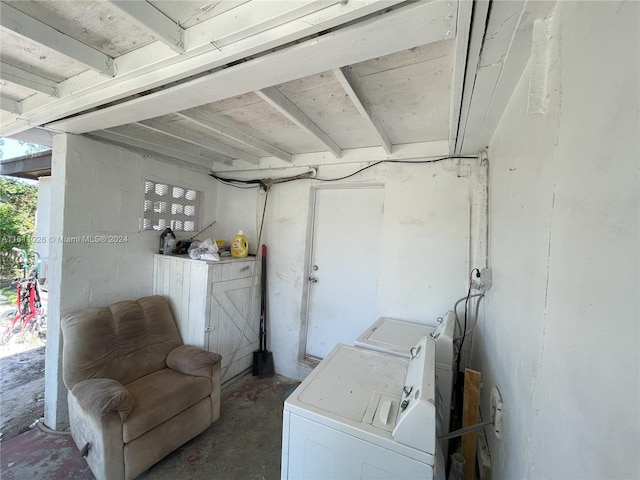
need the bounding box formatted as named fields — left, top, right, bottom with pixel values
left=123, top=368, right=212, bottom=443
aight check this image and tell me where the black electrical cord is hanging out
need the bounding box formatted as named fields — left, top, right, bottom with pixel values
left=208, top=173, right=263, bottom=189
left=456, top=268, right=481, bottom=374
left=314, top=156, right=477, bottom=182
left=209, top=155, right=478, bottom=187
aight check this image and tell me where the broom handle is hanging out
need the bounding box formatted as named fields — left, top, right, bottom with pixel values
left=261, top=245, right=267, bottom=351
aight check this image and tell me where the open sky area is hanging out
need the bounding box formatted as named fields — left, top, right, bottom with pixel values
left=1, top=137, right=46, bottom=160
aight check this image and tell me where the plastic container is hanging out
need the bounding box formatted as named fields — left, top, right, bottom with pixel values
left=230, top=230, right=249, bottom=258
left=159, top=227, right=176, bottom=254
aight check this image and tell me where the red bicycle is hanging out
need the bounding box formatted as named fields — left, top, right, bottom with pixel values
left=1, top=249, right=47, bottom=344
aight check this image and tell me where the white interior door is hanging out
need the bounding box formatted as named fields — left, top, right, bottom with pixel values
left=305, top=185, right=384, bottom=359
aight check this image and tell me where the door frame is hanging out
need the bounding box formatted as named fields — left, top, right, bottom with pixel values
left=298, top=182, right=385, bottom=365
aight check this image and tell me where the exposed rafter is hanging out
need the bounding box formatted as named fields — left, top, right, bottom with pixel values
left=1, top=0, right=406, bottom=136
left=257, top=87, right=342, bottom=158
left=0, top=62, right=58, bottom=97
left=184, top=0, right=331, bottom=51
left=333, top=67, right=392, bottom=154
left=137, top=119, right=260, bottom=165
left=1, top=97, right=21, bottom=114
left=91, top=126, right=228, bottom=168
left=46, top=1, right=456, bottom=136
left=176, top=110, right=293, bottom=163
left=108, top=1, right=184, bottom=54
left=0, top=3, right=115, bottom=77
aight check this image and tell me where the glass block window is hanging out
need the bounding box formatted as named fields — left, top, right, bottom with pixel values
left=142, top=180, right=201, bottom=232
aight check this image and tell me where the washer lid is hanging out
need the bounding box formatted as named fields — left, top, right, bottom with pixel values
left=285, top=344, right=437, bottom=462
left=290, top=345, right=408, bottom=423
left=355, top=317, right=435, bottom=358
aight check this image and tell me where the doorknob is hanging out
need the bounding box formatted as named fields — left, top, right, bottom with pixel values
left=308, top=276, right=318, bottom=283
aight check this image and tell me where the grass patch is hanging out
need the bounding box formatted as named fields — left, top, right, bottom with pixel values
left=0, top=278, right=17, bottom=304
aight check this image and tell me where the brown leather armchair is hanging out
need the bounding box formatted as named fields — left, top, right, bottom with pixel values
left=61, top=295, right=221, bottom=480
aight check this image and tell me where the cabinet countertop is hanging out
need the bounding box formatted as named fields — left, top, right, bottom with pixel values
left=154, top=253, right=258, bottom=265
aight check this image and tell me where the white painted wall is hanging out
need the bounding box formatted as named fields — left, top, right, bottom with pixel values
left=472, top=1, right=639, bottom=478
left=44, top=134, right=217, bottom=427
left=215, top=158, right=485, bottom=381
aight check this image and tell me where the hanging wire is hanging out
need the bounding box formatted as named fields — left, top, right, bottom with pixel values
left=208, top=155, right=479, bottom=187
left=455, top=268, right=481, bottom=374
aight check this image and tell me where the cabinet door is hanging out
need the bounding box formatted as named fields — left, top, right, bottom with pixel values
left=208, top=261, right=260, bottom=382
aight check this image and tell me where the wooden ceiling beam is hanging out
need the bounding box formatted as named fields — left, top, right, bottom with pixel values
left=138, top=119, right=260, bottom=165
left=257, top=87, right=342, bottom=158
left=91, top=126, right=226, bottom=168
left=0, top=62, right=58, bottom=97
left=47, top=2, right=457, bottom=139
left=176, top=110, right=293, bottom=163
left=2, top=0, right=401, bottom=136
left=108, top=1, right=184, bottom=53
left=1, top=97, right=21, bottom=114
left=0, top=3, right=115, bottom=77
left=185, top=0, right=333, bottom=51
left=333, top=67, right=392, bottom=154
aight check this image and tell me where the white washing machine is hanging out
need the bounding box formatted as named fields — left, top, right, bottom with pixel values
left=282, top=336, right=439, bottom=480
left=355, top=312, right=457, bottom=464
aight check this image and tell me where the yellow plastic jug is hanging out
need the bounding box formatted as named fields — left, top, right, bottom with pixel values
left=230, top=230, right=249, bottom=258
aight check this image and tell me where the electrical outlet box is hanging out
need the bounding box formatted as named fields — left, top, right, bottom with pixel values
left=472, top=267, right=493, bottom=292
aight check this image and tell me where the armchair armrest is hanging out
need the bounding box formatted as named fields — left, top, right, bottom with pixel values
left=71, top=378, right=133, bottom=422
left=167, top=345, right=222, bottom=378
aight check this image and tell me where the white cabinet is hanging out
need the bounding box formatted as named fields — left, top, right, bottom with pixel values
left=153, top=254, right=260, bottom=383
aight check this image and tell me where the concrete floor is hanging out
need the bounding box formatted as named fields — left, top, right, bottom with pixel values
left=0, top=373, right=300, bottom=480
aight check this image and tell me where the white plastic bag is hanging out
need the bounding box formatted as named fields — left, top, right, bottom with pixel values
left=187, top=238, right=220, bottom=261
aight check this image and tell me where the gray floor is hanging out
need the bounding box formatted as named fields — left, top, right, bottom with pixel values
left=0, top=372, right=300, bottom=480
left=142, top=373, right=300, bottom=480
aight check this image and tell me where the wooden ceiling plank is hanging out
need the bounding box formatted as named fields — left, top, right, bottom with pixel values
left=138, top=119, right=259, bottom=164
left=0, top=3, right=115, bottom=77
left=0, top=62, right=59, bottom=97
left=108, top=1, right=184, bottom=53
left=177, top=110, right=292, bottom=163
left=257, top=87, right=342, bottom=158
left=333, top=67, right=392, bottom=154
left=46, top=1, right=457, bottom=137
left=2, top=0, right=406, bottom=136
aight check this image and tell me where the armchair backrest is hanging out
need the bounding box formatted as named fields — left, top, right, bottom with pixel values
left=62, top=295, right=183, bottom=389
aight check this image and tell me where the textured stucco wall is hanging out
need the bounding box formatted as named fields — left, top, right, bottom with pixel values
left=473, top=2, right=639, bottom=478
left=215, top=158, right=486, bottom=381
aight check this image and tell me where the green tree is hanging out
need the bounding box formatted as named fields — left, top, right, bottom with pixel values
left=0, top=177, right=38, bottom=277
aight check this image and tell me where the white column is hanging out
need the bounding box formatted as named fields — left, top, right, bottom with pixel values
left=43, top=135, right=69, bottom=429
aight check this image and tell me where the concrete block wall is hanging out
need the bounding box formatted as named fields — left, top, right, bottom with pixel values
left=472, top=1, right=639, bottom=478
left=44, top=134, right=217, bottom=428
